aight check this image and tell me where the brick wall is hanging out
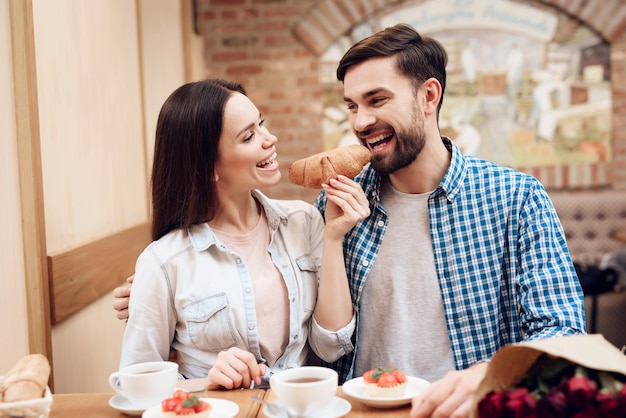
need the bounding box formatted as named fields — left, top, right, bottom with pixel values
left=198, top=0, right=626, bottom=201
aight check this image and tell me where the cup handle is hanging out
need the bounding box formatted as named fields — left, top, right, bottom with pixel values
left=108, top=372, right=124, bottom=397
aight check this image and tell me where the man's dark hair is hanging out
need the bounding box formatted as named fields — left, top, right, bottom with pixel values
left=337, top=24, right=448, bottom=114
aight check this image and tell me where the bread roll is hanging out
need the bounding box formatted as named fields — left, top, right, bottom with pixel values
left=1, top=354, right=51, bottom=402
left=288, top=144, right=371, bottom=188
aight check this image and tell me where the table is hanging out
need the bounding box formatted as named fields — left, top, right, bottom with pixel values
left=614, top=231, right=626, bottom=243
left=50, top=387, right=413, bottom=417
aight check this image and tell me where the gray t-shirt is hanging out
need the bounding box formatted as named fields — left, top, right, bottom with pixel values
left=354, top=178, right=455, bottom=382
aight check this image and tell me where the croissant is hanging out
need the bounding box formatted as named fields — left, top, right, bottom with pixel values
left=1, top=354, right=51, bottom=402
left=288, top=144, right=371, bottom=188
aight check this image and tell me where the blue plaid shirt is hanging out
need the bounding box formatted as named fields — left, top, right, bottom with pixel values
left=314, top=138, right=586, bottom=384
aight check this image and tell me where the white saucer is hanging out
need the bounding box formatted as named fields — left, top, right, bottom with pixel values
left=142, top=398, right=239, bottom=418
left=263, top=397, right=351, bottom=418
left=342, top=376, right=430, bottom=408
left=108, top=394, right=147, bottom=416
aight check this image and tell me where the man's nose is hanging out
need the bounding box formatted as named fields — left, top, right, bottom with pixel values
left=352, top=108, right=376, bottom=132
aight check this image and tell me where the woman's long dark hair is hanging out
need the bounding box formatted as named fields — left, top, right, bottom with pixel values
left=151, top=79, right=246, bottom=241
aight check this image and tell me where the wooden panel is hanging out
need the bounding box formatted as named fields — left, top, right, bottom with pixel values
left=181, top=0, right=204, bottom=82
left=9, top=0, right=53, bottom=364
left=48, top=222, right=151, bottom=324
left=34, top=0, right=148, bottom=252
left=1, top=0, right=31, bottom=376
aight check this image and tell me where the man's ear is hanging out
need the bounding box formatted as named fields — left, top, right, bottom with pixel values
left=421, top=78, right=442, bottom=117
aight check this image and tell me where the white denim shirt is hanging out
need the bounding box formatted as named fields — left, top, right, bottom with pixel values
left=120, top=190, right=356, bottom=383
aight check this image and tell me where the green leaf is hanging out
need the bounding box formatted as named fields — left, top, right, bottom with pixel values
left=370, top=367, right=397, bottom=380
left=182, top=395, right=200, bottom=408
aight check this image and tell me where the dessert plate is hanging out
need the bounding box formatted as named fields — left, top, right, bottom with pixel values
left=108, top=394, right=146, bottom=416
left=263, top=396, right=351, bottom=418
left=142, top=398, right=238, bottom=418
left=342, top=376, right=430, bottom=408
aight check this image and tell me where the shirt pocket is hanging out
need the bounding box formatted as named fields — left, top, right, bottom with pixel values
left=182, top=293, right=238, bottom=351
left=295, top=255, right=319, bottom=314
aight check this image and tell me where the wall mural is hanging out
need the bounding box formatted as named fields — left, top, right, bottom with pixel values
left=320, top=0, right=612, bottom=173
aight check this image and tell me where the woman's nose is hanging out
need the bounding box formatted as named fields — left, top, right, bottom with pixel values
left=263, top=130, right=278, bottom=146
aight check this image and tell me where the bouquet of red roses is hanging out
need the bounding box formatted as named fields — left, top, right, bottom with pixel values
left=471, top=334, right=626, bottom=418
left=478, top=355, right=626, bottom=417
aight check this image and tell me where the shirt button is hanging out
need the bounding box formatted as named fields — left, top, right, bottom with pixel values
left=245, top=288, right=251, bottom=293
left=291, top=297, right=296, bottom=303
left=248, top=323, right=255, bottom=330
left=362, top=260, right=369, bottom=267
left=236, top=258, right=242, bottom=264
left=293, top=335, right=298, bottom=340
left=377, top=220, right=384, bottom=227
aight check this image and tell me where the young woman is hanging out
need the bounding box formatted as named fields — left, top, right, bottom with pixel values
left=118, top=79, right=369, bottom=390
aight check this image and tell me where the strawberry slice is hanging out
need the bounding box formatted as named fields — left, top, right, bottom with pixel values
left=392, top=369, right=407, bottom=384
left=363, top=367, right=385, bottom=383
left=377, top=372, right=400, bottom=388
left=363, top=369, right=378, bottom=384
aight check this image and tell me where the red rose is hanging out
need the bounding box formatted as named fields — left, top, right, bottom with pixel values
left=522, top=390, right=538, bottom=415
left=570, top=411, right=598, bottom=418
left=595, top=390, right=621, bottom=418
left=501, top=387, right=538, bottom=418
left=566, top=375, right=597, bottom=408
left=477, top=356, right=626, bottom=418
left=478, top=390, right=505, bottom=417
left=536, top=389, right=569, bottom=418
left=502, top=387, right=527, bottom=418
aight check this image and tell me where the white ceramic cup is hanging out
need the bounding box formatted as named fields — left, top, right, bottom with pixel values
left=108, top=361, right=178, bottom=409
left=269, top=366, right=338, bottom=417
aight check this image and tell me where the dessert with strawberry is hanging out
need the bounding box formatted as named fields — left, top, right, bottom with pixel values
left=362, top=367, right=408, bottom=397
left=161, top=389, right=211, bottom=417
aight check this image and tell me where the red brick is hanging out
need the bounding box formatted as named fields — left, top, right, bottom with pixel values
left=211, top=51, right=249, bottom=61
left=263, top=7, right=301, bottom=18
left=262, top=35, right=299, bottom=47
left=253, top=21, right=290, bottom=32
left=210, top=0, right=245, bottom=5
left=226, top=65, right=263, bottom=76
left=222, top=36, right=259, bottom=47
left=222, top=9, right=260, bottom=19
left=252, top=49, right=295, bottom=60
left=200, top=11, right=217, bottom=21
left=210, top=22, right=249, bottom=34
left=252, top=0, right=292, bottom=4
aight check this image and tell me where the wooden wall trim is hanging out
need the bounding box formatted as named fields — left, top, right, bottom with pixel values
left=48, top=222, right=151, bottom=324
left=181, top=0, right=204, bottom=82
left=10, top=0, right=53, bottom=362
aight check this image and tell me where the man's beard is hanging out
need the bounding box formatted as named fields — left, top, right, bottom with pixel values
left=370, top=110, right=426, bottom=175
